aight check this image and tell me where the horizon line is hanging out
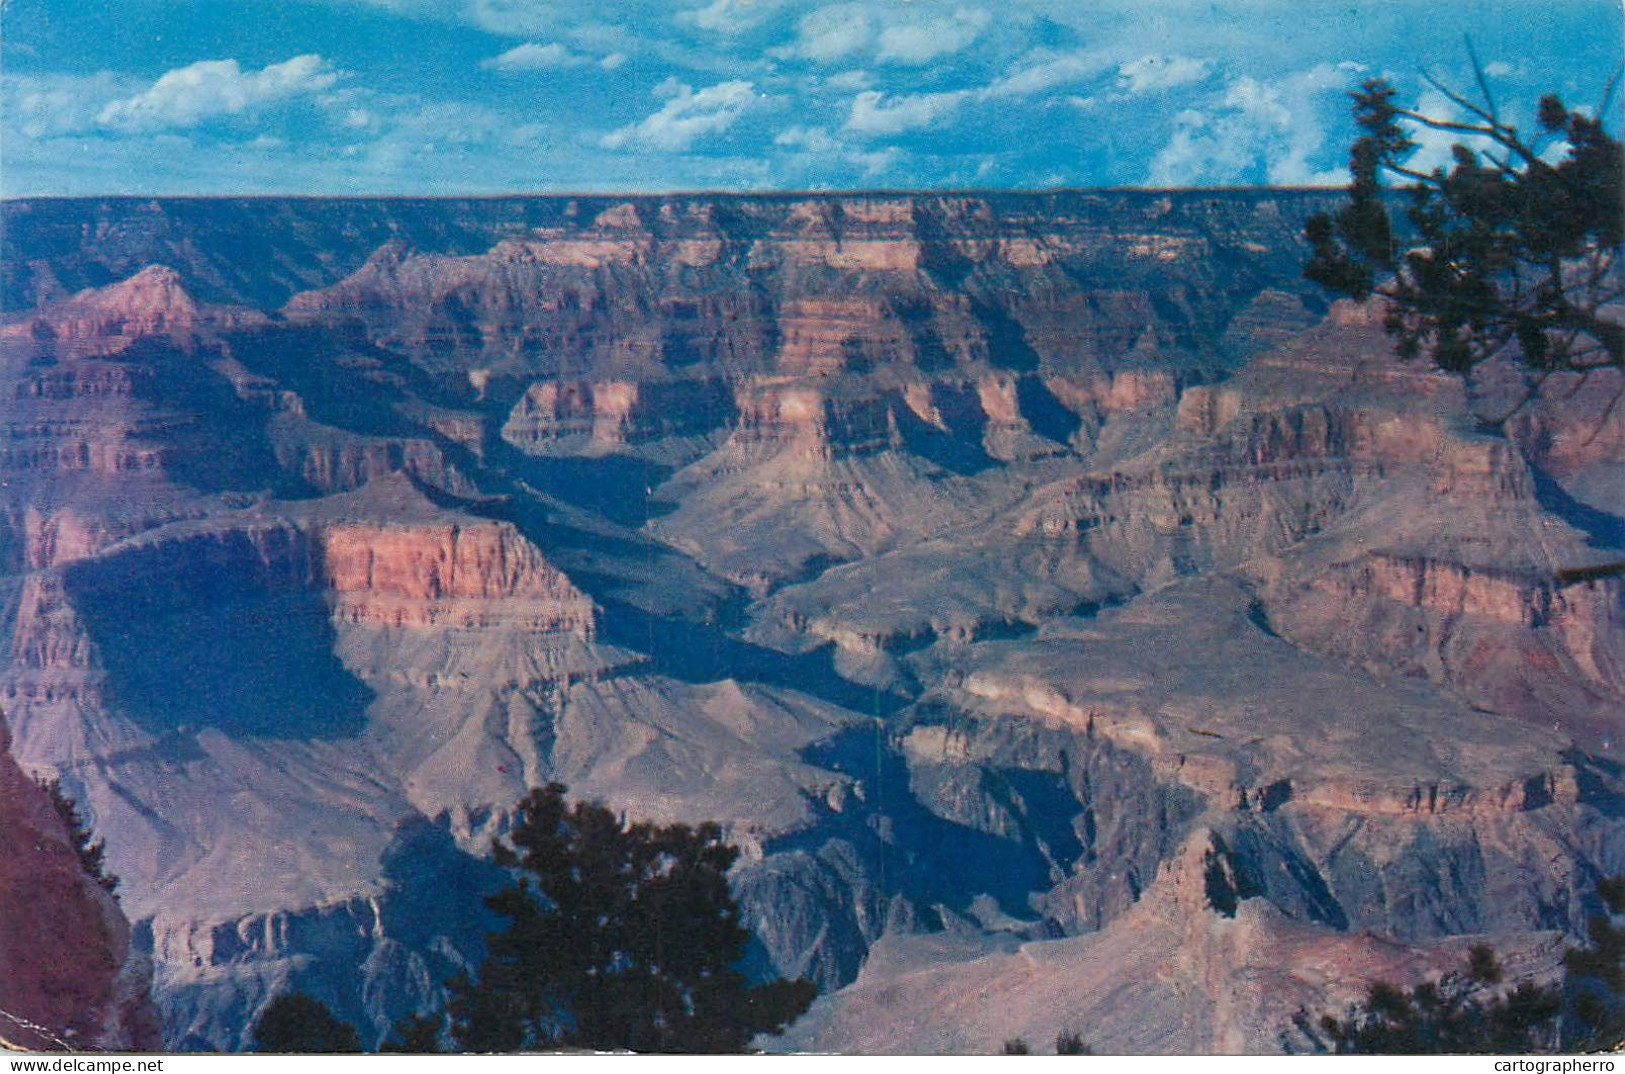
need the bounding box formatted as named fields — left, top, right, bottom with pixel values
left=0, top=184, right=1349, bottom=203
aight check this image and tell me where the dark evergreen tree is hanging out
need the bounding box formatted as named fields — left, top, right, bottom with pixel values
left=1304, top=55, right=1622, bottom=415
left=1561, top=874, right=1625, bottom=1051
left=1314, top=943, right=1563, bottom=1054
left=1055, top=1031, right=1093, bottom=1055
left=251, top=992, right=363, bottom=1054
left=448, top=783, right=816, bottom=1053
left=1311, top=875, right=1625, bottom=1053
left=382, top=1011, right=445, bottom=1053
left=35, top=777, right=118, bottom=894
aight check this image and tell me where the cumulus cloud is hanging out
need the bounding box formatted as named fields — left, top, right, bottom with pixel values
left=773, top=124, right=836, bottom=151
left=831, top=41, right=1120, bottom=144
left=679, top=0, right=793, bottom=34
left=481, top=41, right=623, bottom=71
left=5, top=73, right=124, bottom=138
left=876, top=7, right=990, bottom=65
left=1116, top=54, right=1212, bottom=95
left=986, top=48, right=1115, bottom=99
left=774, top=123, right=900, bottom=179
left=822, top=70, right=874, bottom=92
left=466, top=0, right=564, bottom=36
left=483, top=42, right=592, bottom=69
left=1147, top=63, right=1347, bottom=186
left=774, top=5, right=873, bottom=63
left=599, top=79, right=758, bottom=151
left=843, top=89, right=969, bottom=137
left=97, top=55, right=339, bottom=132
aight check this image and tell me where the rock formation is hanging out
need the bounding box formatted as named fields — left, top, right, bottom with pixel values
left=0, top=192, right=1620, bottom=1052
left=0, top=712, right=161, bottom=1052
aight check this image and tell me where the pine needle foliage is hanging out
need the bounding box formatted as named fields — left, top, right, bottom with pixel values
left=448, top=783, right=816, bottom=1054
left=1305, top=53, right=1622, bottom=417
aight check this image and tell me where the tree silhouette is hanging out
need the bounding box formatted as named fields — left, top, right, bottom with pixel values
left=1055, top=1030, right=1093, bottom=1055
left=251, top=992, right=362, bottom=1054
left=1305, top=55, right=1622, bottom=418
left=1562, top=874, right=1625, bottom=1051
left=1310, top=875, right=1625, bottom=1053
left=381, top=1011, right=445, bottom=1053
left=1313, top=943, right=1562, bottom=1054
left=35, top=777, right=117, bottom=894
left=448, top=783, right=816, bottom=1053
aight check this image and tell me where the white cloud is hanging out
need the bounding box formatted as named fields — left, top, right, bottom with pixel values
left=876, top=7, right=990, bottom=65
left=679, top=0, right=792, bottom=34
left=822, top=70, right=874, bottom=92
left=1116, top=54, right=1212, bottom=95
left=5, top=72, right=125, bottom=138
left=97, top=55, right=339, bottom=132
left=773, top=124, right=900, bottom=179
left=774, top=5, right=873, bottom=63
left=600, top=79, right=758, bottom=151
left=1148, top=64, right=1348, bottom=186
left=482, top=40, right=629, bottom=72
left=986, top=48, right=1115, bottom=99
left=848, top=145, right=902, bottom=178
left=774, top=124, right=839, bottom=151
left=466, top=0, right=563, bottom=36
left=388, top=102, right=508, bottom=147
left=483, top=42, right=593, bottom=69
left=829, top=41, right=1120, bottom=144
left=843, top=89, right=969, bottom=137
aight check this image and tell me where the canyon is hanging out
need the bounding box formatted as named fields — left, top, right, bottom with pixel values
left=1, top=192, right=1621, bottom=1053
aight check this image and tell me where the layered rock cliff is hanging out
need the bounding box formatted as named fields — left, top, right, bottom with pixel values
left=1, top=193, right=1620, bottom=1053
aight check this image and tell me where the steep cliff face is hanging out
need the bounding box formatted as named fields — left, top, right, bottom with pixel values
left=501, top=377, right=731, bottom=459
left=319, top=505, right=596, bottom=634
left=1, top=194, right=1620, bottom=1054
left=0, top=714, right=161, bottom=1052
left=1268, top=554, right=1625, bottom=745
left=266, top=192, right=1330, bottom=382
left=269, top=415, right=477, bottom=497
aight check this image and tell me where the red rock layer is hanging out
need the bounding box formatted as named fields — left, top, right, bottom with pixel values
left=0, top=715, right=160, bottom=1051
left=322, top=519, right=595, bottom=633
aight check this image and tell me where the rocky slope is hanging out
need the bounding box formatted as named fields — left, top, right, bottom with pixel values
left=775, top=826, right=1571, bottom=1054
left=1, top=192, right=1621, bottom=1053
left=0, top=713, right=160, bottom=1052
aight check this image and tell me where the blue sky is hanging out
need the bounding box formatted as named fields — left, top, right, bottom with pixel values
left=2, top=0, right=1620, bottom=194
